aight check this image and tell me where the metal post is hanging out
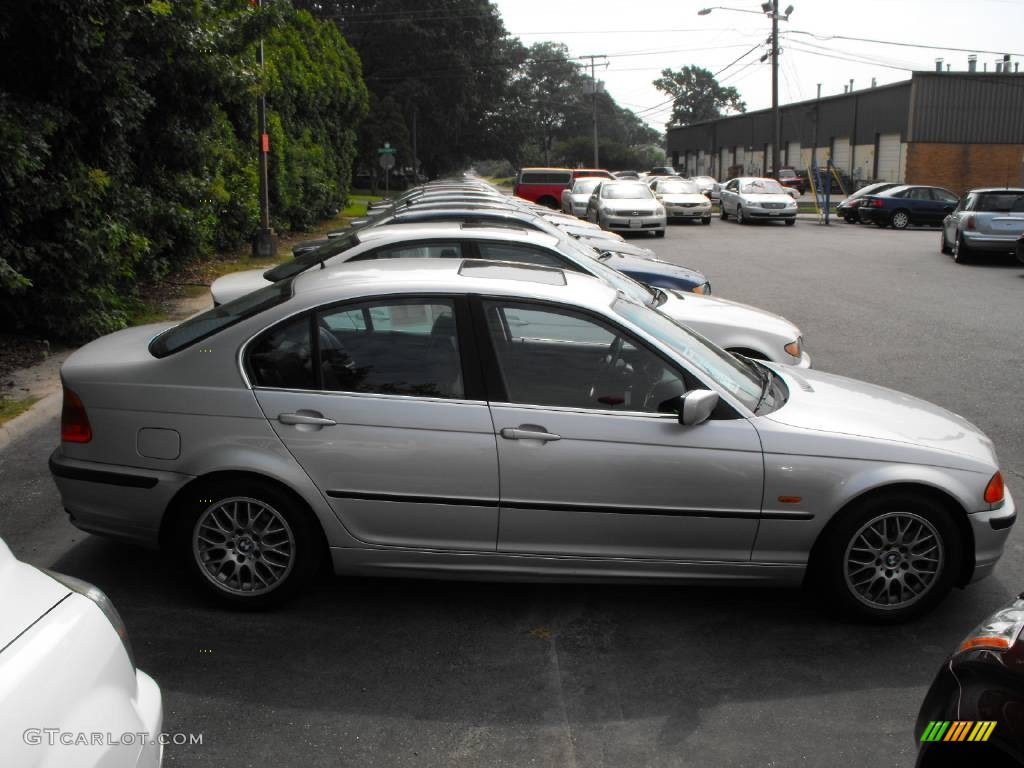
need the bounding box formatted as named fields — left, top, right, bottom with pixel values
left=771, top=0, right=780, bottom=181
left=580, top=55, right=606, bottom=168
left=252, top=0, right=277, bottom=257
left=411, top=107, right=418, bottom=182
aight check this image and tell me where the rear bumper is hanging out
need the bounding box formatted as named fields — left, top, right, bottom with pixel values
left=967, top=487, right=1016, bottom=583
left=961, top=231, right=1023, bottom=251
left=49, top=448, right=192, bottom=548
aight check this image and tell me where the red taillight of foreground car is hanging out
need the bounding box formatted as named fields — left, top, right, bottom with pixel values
left=984, top=471, right=1005, bottom=504
left=61, top=387, right=92, bottom=443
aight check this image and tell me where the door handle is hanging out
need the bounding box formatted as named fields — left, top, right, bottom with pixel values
left=500, top=427, right=561, bottom=442
left=278, top=412, right=337, bottom=427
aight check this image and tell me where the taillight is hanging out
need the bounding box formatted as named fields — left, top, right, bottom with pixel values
left=965, top=214, right=976, bottom=230
left=61, top=387, right=92, bottom=443
left=871, top=199, right=884, bottom=208
left=984, top=471, right=1005, bottom=504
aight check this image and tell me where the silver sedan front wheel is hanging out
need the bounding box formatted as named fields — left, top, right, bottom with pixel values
left=816, top=491, right=960, bottom=622
left=193, top=497, right=296, bottom=597
left=843, top=511, right=943, bottom=612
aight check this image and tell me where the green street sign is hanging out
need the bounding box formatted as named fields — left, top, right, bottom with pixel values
left=377, top=142, right=398, bottom=155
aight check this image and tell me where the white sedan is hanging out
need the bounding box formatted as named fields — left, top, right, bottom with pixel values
left=650, top=178, right=712, bottom=225
left=585, top=181, right=667, bottom=237
left=560, top=177, right=605, bottom=218
left=719, top=177, right=798, bottom=225
left=0, top=539, right=163, bottom=767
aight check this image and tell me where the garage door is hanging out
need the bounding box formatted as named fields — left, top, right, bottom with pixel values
left=735, top=146, right=746, bottom=175
left=830, top=138, right=851, bottom=173
left=876, top=134, right=901, bottom=181
left=697, top=150, right=706, bottom=175
left=720, top=148, right=731, bottom=177
left=787, top=141, right=801, bottom=169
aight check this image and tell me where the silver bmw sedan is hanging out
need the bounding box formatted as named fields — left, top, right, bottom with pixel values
left=49, top=259, right=1013, bottom=622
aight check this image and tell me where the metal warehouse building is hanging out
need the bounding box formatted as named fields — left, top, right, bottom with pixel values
left=666, top=71, right=1024, bottom=193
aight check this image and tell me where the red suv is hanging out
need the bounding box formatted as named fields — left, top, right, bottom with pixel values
left=514, top=167, right=612, bottom=209
left=773, top=167, right=807, bottom=195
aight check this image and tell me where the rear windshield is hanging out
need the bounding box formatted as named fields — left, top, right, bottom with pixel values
left=975, top=192, right=1024, bottom=212
left=264, top=232, right=361, bottom=281
left=519, top=171, right=571, bottom=185
left=149, top=279, right=294, bottom=358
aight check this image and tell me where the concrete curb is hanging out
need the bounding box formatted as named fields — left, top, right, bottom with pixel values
left=0, top=391, right=60, bottom=452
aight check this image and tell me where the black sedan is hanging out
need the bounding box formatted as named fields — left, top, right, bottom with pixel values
left=915, top=593, right=1024, bottom=766
left=836, top=182, right=900, bottom=223
left=858, top=185, right=959, bottom=229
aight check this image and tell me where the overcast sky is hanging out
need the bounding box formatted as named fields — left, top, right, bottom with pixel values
left=492, top=0, right=1024, bottom=131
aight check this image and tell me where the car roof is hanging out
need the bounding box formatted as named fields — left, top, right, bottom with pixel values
left=342, top=221, right=561, bottom=248
left=965, top=187, right=1024, bottom=194
left=292, top=257, right=618, bottom=309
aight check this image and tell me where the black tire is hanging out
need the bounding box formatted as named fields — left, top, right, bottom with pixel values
left=702, top=217, right=711, bottom=225
left=537, top=196, right=559, bottom=210
left=719, top=205, right=728, bottom=220
left=785, top=218, right=796, bottom=226
left=953, top=232, right=973, bottom=264
left=735, top=205, right=746, bottom=224
left=654, top=229, right=666, bottom=238
left=172, top=478, right=325, bottom=609
left=890, top=209, right=911, bottom=230
left=814, top=491, right=961, bottom=623
left=939, top=231, right=952, bottom=254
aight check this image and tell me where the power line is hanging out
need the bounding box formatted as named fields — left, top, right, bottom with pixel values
left=786, top=29, right=1024, bottom=58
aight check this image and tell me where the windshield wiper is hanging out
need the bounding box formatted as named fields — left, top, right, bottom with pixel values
left=597, top=250, right=613, bottom=261
left=653, top=287, right=669, bottom=307
left=744, top=357, right=773, bottom=413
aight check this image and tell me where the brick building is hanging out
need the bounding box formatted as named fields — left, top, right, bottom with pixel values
left=665, top=70, right=1024, bottom=194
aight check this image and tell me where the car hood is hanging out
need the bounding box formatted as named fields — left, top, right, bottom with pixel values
left=601, top=198, right=657, bottom=207
left=581, top=239, right=654, bottom=258
left=659, top=194, right=708, bottom=204
left=738, top=193, right=795, bottom=204
left=597, top=251, right=706, bottom=284
left=765, top=366, right=998, bottom=468
left=211, top=269, right=271, bottom=305
left=660, top=292, right=799, bottom=340
left=0, top=540, right=70, bottom=652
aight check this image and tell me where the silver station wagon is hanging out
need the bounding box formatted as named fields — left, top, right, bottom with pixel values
left=50, top=260, right=1013, bottom=621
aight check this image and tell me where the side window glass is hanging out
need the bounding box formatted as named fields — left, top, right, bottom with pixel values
left=356, top=242, right=465, bottom=261
left=483, top=301, right=688, bottom=413
left=249, top=315, right=314, bottom=390
left=477, top=242, right=566, bottom=269
left=317, top=299, right=463, bottom=399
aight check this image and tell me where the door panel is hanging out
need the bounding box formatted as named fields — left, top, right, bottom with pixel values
left=491, top=405, right=763, bottom=560
left=256, top=389, right=499, bottom=550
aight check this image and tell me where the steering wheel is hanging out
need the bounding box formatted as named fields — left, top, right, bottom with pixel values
left=588, top=335, right=627, bottom=404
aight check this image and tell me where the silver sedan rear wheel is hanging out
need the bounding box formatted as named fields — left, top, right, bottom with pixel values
left=193, top=497, right=296, bottom=597
left=843, top=511, right=943, bottom=612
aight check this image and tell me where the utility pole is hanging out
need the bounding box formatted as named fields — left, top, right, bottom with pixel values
left=771, top=0, right=780, bottom=180
left=580, top=55, right=607, bottom=168
left=251, top=0, right=277, bottom=258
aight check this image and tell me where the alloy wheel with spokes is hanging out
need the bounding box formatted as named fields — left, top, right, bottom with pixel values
left=843, top=511, right=943, bottom=612
left=193, top=496, right=296, bottom=597
left=891, top=210, right=910, bottom=229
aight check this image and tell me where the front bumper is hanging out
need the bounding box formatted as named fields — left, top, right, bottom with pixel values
left=49, top=448, right=193, bottom=548
left=967, top=487, right=1016, bottom=582
left=135, top=669, right=164, bottom=768
left=665, top=204, right=711, bottom=220
left=602, top=214, right=666, bottom=233
left=744, top=206, right=797, bottom=220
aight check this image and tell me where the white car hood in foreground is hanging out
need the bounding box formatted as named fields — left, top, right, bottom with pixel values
left=659, top=292, right=800, bottom=345
left=767, top=366, right=998, bottom=468
left=0, top=540, right=70, bottom=651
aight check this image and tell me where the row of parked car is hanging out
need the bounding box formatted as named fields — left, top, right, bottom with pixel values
left=19, top=173, right=1020, bottom=766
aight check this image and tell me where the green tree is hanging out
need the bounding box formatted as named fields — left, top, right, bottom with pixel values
left=653, top=65, right=746, bottom=128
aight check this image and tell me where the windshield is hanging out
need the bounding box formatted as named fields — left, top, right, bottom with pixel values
left=264, top=232, right=361, bottom=281
left=558, top=237, right=660, bottom=306
left=602, top=183, right=653, bottom=200
left=740, top=179, right=786, bottom=195
left=777, top=169, right=796, bottom=178
left=657, top=180, right=700, bottom=194
left=573, top=178, right=603, bottom=194
left=613, top=297, right=765, bottom=411
left=150, top=278, right=294, bottom=358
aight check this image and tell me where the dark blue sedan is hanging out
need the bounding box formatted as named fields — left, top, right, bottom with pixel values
left=858, top=185, right=959, bottom=229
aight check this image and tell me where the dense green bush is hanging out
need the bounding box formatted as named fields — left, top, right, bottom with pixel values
left=0, top=0, right=366, bottom=341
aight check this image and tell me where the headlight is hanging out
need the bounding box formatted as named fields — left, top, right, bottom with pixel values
left=745, top=200, right=759, bottom=208
left=655, top=206, right=665, bottom=216
left=784, top=338, right=802, bottom=357
left=957, top=598, right=1024, bottom=653
left=699, top=201, right=710, bottom=208
left=691, top=282, right=710, bottom=295
left=44, top=569, right=135, bottom=669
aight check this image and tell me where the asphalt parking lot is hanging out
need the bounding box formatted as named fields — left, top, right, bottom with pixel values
left=2, top=217, right=1023, bottom=767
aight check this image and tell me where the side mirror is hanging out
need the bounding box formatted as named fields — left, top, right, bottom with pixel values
left=660, top=389, right=719, bottom=426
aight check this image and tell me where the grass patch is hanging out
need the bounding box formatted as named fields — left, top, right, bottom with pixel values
left=0, top=395, right=39, bottom=426
left=126, top=298, right=168, bottom=326
left=484, top=176, right=515, bottom=186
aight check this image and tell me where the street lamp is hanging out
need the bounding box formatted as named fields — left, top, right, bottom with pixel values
left=697, top=3, right=794, bottom=181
